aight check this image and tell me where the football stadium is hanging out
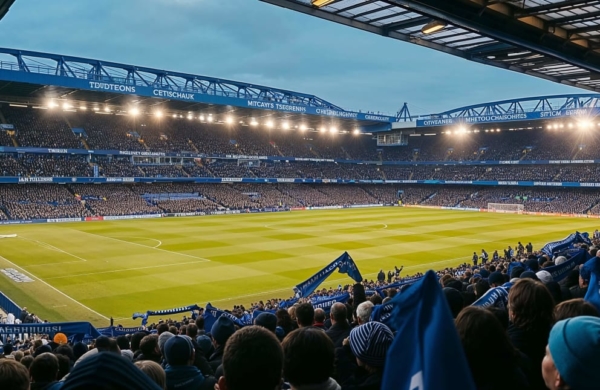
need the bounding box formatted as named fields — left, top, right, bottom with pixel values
left=1, top=1, right=600, bottom=389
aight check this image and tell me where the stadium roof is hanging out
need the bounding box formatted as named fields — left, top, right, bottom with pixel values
left=262, top=0, right=600, bottom=93
left=0, top=0, right=15, bottom=21
left=0, top=48, right=395, bottom=133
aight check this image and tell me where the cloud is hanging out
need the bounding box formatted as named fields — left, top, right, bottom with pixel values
left=0, top=0, right=582, bottom=114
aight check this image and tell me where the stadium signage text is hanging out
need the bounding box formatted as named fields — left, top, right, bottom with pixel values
left=1, top=268, right=34, bottom=283
left=153, top=89, right=195, bottom=100
left=247, top=100, right=308, bottom=113
left=18, top=177, right=53, bottom=183
left=89, top=82, right=135, bottom=93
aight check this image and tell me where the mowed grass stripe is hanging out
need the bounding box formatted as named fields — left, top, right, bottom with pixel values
left=0, top=208, right=598, bottom=326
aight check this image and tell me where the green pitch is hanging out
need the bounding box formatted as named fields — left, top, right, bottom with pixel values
left=0, top=208, right=597, bottom=327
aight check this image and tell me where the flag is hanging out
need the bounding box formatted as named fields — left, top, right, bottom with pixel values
left=294, top=252, right=363, bottom=297
left=471, top=287, right=509, bottom=309
left=382, top=270, right=476, bottom=390
left=132, top=304, right=201, bottom=326
left=203, top=303, right=253, bottom=333
left=582, top=256, right=600, bottom=312
left=541, top=231, right=591, bottom=256
left=543, top=249, right=590, bottom=282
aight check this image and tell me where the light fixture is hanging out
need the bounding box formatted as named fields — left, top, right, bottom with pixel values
left=62, top=102, right=72, bottom=110
left=104, top=106, right=110, bottom=112
left=92, top=107, right=100, bottom=111
left=172, top=114, right=177, bottom=118
left=282, top=122, right=290, bottom=130
left=199, top=115, right=205, bottom=121
left=250, top=118, right=259, bottom=126
left=329, top=126, right=337, bottom=133
left=48, top=100, right=58, bottom=109
left=79, top=105, right=87, bottom=111
left=311, top=0, right=336, bottom=7
left=266, top=120, right=274, bottom=128
left=155, top=110, right=163, bottom=118
left=320, top=127, right=327, bottom=133
left=353, top=129, right=360, bottom=135
left=207, top=115, right=214, bottom=122
left=187, top=114, right=193, bottom=120
left=130, top=107, right=140, bottom=116
left=421, top=20, right=447, bottom=35
left=299, top=124, right=307, bottom=131
left=226, top=116, right=234, bottom=124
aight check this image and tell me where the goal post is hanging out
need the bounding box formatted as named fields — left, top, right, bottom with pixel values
left=487, top=203, right=524, bottom=214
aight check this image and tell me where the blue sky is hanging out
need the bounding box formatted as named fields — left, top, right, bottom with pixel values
left=0, top=0, right=583, bottom=115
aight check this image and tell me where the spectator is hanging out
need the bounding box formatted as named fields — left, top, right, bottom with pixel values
left=542, top=316, right=600, bottom=390
left=455, top=307, right=528, bottom=389
left=254, top=312, right=277, bottom=334
left=295, top=303, right=315, bottom=328
left=313, top=308, right=326, bottom=330
left=443, top=287, right=464, bottom=318
left=137, top=335, right=161, bottom=363
left=326, top=302, right=351, bottom=348
left=508, top=278, right=555, bottom=390
left=163, top=336, right=215, bottom=390
left=208, top=316, right=235, bottom=372
left=282, top=328, right=340, bottom=390
left=553, top=298, right=600, bottom=323
left=135, top=360, right=166, bottom=390
left=218, top=326, right=283, bottom=390
left=0, top=359, right=29, bottom=390
left=29, top=352, right=59, bottom=390
left=355, top=301, right=373, bottom=325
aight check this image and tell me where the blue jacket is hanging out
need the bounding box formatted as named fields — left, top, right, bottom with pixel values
left=165, top=365, right=212, bottom=390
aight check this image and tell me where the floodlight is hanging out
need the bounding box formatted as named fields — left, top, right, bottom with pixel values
left=130, top=107, right=140, bottom=116
left=155, top=110, right=163, bottom=118
left=62, top=102, right=72, bottom=110
left=458, top=126, right=466, bottom=134
left=226, top=116, right=234, bottom=124
left=207, top=115, right=214, bottom=122
left=92, top=107, right=100, bottom=111
left=568, top=123, right=573, bottom=128
left=282, top=122, right=290, bottom=130
left=299, top=124, right=307, bottom=131
left=172, top=114, right=177, bottom=118
left=353, top=129, right=360, bottom=135
left=104, top=106, right=110, bottom=112
left=311, top=0, right=336, bottom=7
left=48, top=100, right=58, bottom=109
left=199, top=115, right=205, bottom=121
left=250, top=118, right=258, bottom=126
left=266, top=120, right=274, bottom=128
left=330, top=126, right=337, bottom=133
left=79, top=105, right=87, bottom=110
left=422, top=20, right=447, bottom=35
left=187, top=114, right=193, bottom=120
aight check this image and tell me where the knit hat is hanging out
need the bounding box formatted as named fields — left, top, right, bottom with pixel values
left=349, top=322, right=394, bottom=367
left=210, top=316, right=235, bottom=345
left=158, top=331, right=174, bottom=354
left=53, top=333, right=68, bottom=345
left=549, top=316, right=600, bottom=390
left=34, top=344, right=52, bottom=357
left=536, top=270, right=553, bottom=284
left=520, top=271, right=538, bottom=280
left=488, top=272, right=504, bottom=286
left=163, top=335, right=194, bottom=366
left=196, top=335, right=213, bottom=357
left=62, top=351, right=162, bottom=390
left=72, top=342, right=88, bottom=361
left=554, top=256, right=568, bottom=265
left=510, top=266, right=525, bottom=280
left=479, top=269, right=490, bottom=279
left=254, top=312, right=277, bottom=333
left=526, top=259, right=540, bottom=272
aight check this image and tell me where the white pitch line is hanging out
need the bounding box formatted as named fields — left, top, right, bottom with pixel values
left=77, top=231, right=210, bottom=262
left=25, top=260, right=90, bottom=268
left=130, top=237, right=162, bottom=248
left=0, top=254, right=109, bottom=321
left=45, top=260, right=209, bottom=280
left=18, top=237, right=88, bottom=262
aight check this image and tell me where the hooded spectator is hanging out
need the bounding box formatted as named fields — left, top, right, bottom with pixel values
left=218, top=326, right=283, bottom=390
left=208, top=316, right=235, bottom=372
left=542, top=316, right=600, bottom=390
left=282, top=328, right=340, bottom=390
left=163, top=336, right=215, bottom=390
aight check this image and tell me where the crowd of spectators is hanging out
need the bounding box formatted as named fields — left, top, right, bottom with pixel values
left=0, top=183, right=599, bottom=220
left=2, top=231, right=600, bottom=389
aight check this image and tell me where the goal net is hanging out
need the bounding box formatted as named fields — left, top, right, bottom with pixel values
left=487, top=203, right=524, bottom=214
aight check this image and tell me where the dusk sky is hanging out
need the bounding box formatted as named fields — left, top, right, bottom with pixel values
left=0, top=0, right=584, bottom=115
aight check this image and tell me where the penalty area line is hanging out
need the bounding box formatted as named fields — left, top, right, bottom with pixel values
left=0, top=254, right=109, bottom=321
left=77, top=231, right=210, bottom=262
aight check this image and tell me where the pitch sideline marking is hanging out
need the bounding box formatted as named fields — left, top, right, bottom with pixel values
left=0, top=254, right=110, bottom=321
left=44, top=260, right=209, bottom=280
left=18, top=236, right=88, bottom=262
left=77, top=231, right=210, bottom=262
